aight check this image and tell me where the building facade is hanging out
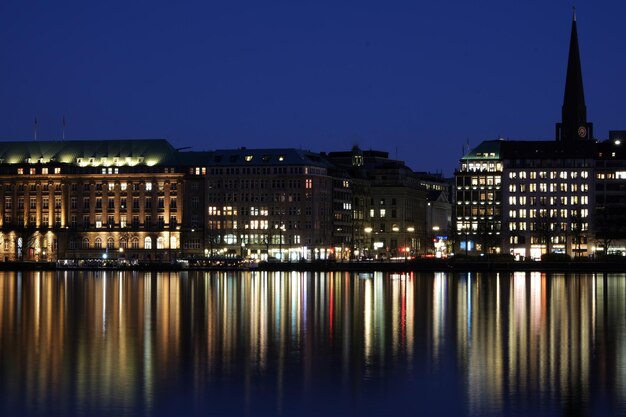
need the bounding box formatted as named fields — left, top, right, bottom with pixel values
left=455, top=14, right=624, bottom=259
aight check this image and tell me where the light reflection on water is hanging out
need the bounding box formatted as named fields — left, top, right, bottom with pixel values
left=0, top=270, right=625, bottom=416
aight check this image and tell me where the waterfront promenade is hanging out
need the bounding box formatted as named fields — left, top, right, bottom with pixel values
left=2, top=257, right=626, bottom=273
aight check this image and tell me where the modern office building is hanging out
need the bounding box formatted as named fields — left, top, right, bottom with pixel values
left=455, top=14, right=624, bottom=259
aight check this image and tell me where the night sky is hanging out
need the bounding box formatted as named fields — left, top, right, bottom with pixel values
left=1, top=1, right=625, bottom=175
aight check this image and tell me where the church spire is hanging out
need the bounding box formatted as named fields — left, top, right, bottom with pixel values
left=556, top=10, right=592, bottom=142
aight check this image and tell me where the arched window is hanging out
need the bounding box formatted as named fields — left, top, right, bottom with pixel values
left=82, top=238, right=89, bottom=249
left=120, top=239, right=128, bottom=249
left=157, top=237, right=164, bottom=249
left=95, top=237, right=102, bottom=249
left=131, top=237, right=139, bottom=249
left=144, top=236, right=152, bottom=250
left=107, top=237, right=114, bottom=249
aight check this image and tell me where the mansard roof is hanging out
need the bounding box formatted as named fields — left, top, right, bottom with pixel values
left=0, top=139, right=177, bottom=165
left=209, top=148, right=333, bottom=168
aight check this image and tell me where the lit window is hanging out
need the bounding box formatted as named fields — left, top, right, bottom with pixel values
left=144, top=237, right=152, bottom=250
left=245, top=155, right=253, bottom=161
left=146, top=182, right=152, bottom=191
left=380, top=209, right=386, bottom=218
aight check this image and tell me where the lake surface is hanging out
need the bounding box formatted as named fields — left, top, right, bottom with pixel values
left=0, top=270, right=625, bottom=417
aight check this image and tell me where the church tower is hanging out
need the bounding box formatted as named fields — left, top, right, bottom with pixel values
left=556, top=10, right=593, bottom=142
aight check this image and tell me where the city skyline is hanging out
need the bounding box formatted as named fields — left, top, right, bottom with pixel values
left=2, top=1, right=626, bottom=175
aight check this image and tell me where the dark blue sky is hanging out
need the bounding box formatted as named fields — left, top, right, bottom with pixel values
left=1, top=1, right=625, bottom=175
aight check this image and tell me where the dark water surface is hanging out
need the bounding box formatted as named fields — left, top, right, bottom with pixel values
left=1, top=271, right=625, bottom=416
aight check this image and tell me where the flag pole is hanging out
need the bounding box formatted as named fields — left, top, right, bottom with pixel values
left=34, top=117, right=38, bottom=141
left=62, top=115, right=66, bottom=140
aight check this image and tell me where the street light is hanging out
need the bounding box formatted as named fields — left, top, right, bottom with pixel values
left=392, top=225, right=400, bottom=258
left=276, top=223, right=285, bottom=261
left=364, top=227, right=372, bottom=259
left=406, top=226, right=415, bottom=260
left=432, top=226, right=440, bottom=257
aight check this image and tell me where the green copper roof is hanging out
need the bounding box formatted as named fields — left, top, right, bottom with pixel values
left=0, top=139, right=177, bottom=165
left=461, top=140, right=502, bottom=161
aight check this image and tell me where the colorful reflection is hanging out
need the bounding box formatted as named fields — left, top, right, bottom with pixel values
left=0, top=271, right=625, bottom=416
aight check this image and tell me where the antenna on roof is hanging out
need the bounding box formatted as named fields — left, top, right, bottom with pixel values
left=62, top=115, right=66, bottom=141
left=33, top=116, right=38, bottom=141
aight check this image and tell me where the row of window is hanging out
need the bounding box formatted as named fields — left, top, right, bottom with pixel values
left=210, top=192, right=317, bottom=204
left=508, top=195, right=589, bottom=205
left=2, top=181, right=178, bottom=193
left=210, top=165, right=316, bottom=175
left=508, top=208, right=589, bottom=219
left=2, top=196, right=179, bottom=211
left=70, top=235, right=178, bottom=250
left=507, top=183, right=589, bottom=193
left=462, top=162, right=503, bottom=173
left=3, top=214, right=180, bottom=229
left=507, top=222, right=588, bottom=232
left=4, top=197, right=62, bottom=209
left=17, top=167, right=62, bottom=175
left=217, top=233, right=304, bottom=245
left=456, top=176, right=502, bottom=187
left=207, top=220, right=311, bottom=231
left=508, top=171, right=589, bottom=180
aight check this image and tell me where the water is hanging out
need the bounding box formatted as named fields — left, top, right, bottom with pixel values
left=0, top=270, right=625, bottom=417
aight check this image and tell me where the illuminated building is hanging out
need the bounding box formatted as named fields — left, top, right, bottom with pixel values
left=455, top=14, right=623, bottom=259
left=204, top=148, right=337, bottom=261
left=0, top=140, right=186, bottom=262
left=327, top=148, right=432, bottom=259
